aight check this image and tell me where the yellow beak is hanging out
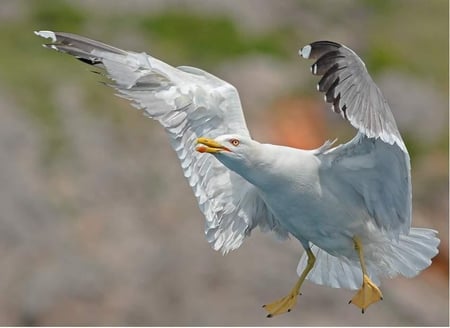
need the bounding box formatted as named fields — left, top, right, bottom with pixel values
left=196, top=137, right=230, bottom=153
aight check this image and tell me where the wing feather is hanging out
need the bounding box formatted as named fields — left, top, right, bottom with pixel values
left=300, top=41, right=406, bottom=150
left=36, top=30, right=287, bottom=253
left=301, top=41, right=411, bottom=237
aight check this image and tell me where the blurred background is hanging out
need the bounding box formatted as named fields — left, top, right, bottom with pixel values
left=0, top=0, right=448, bottom=325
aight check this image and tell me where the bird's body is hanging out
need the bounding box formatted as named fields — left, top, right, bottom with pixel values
left=214, top=135, right=433, bottom=281
left=35, top=31, right=439, bottom=316
left=216, top=141, right=351, bottom=251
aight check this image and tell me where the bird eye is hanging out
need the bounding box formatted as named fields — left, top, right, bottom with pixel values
left=230, top=139, right=240, bottom=146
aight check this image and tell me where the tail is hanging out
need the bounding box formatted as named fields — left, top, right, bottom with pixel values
left=297, top=228, right=440, bottom=290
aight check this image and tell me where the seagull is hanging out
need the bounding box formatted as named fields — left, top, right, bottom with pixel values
left=35, top=31, right=439, bottom=316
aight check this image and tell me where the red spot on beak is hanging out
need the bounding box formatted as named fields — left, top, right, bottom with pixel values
left=196, top=145, right=208, bottom=153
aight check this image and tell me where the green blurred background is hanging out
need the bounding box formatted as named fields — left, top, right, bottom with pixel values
left=0, top=0, right=448, bottom=325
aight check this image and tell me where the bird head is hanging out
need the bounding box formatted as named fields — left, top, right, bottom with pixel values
left=196, top=134, right=247, bottom=155
left=195, top=134, right=274, bottom=187
left=195, top=134, right=258, bottom=168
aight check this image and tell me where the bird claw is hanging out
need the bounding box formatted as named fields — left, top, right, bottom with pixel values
left=349, top=274, right=383, bottom=312
left=262, top=293, right=298, bottom=317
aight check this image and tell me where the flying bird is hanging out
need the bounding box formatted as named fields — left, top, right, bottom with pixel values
left=35, top=31, right=439, bottom=317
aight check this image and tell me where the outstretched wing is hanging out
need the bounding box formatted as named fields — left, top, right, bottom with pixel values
left=36, top=31, right=288, bottom=253
left=300, top=41, right=411, bottom=237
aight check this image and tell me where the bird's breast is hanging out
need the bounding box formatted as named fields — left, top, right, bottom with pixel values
left=256, top=168, right=366, bottom=255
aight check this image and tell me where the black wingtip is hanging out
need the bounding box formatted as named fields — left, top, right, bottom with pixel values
left=299, top=41, right=343, bottom=60
left=76, top=56, right=101, bottom=65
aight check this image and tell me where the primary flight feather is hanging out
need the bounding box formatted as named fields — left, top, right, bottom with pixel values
left=35, top=31, right=439, bottom=316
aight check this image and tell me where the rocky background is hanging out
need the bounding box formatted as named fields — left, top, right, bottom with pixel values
left=0, top=0, right=448, bottom=325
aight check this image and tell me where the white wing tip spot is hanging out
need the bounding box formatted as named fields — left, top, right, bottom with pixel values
left=34, top=30, right=56, bottom=42
left=299, top=45, right=312, bottom=59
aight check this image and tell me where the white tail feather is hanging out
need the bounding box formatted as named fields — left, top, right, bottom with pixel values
left=297, top=228, right=439, bottom=290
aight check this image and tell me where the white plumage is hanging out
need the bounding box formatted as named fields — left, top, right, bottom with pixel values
left=35, top=31, right=439, bottom=314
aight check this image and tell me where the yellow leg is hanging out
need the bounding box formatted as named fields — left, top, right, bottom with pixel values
left=263, top=248, right=316, bottom=318
left=349, top=236, right=383, bottom=313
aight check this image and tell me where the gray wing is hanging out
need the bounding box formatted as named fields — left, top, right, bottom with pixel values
left=301, top=41, right=411, bottom=237
left=36, top=31, right=288, bottom=253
